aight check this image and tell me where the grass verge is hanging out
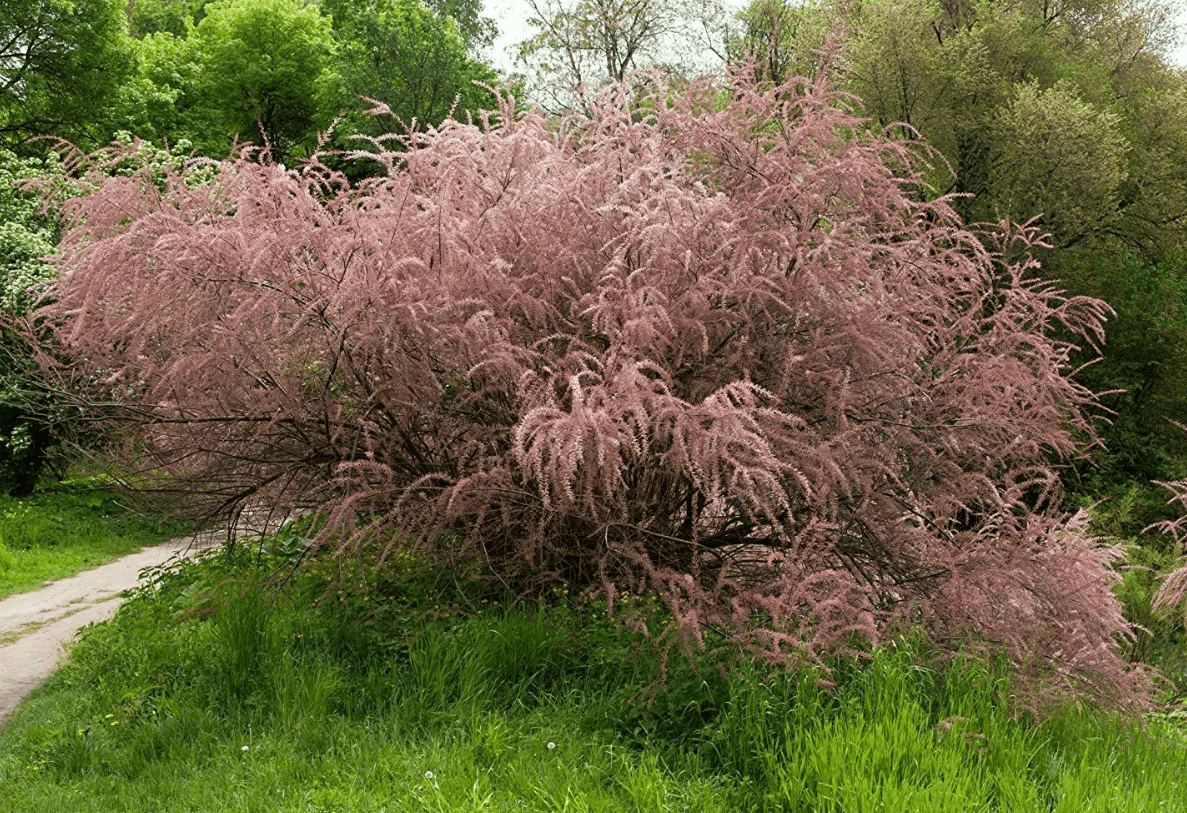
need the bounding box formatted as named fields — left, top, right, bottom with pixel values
left=1, top=534, right=1185, bottom=812
left=0, top=482, right=191, bottom=599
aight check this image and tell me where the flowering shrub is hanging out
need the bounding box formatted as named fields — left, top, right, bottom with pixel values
left=1, top=149, right=63, bottom=495
left=36, top=67, right=1149, bottom=705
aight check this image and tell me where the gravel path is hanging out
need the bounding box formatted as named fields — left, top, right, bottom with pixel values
left=0, top=529, right=234, bottom=727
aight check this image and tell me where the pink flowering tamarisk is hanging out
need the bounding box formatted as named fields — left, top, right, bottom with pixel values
left=39, top=66, right=1150, bottom=706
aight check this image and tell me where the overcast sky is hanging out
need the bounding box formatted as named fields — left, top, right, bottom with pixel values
left=481, top=0, right=753, bottom=77
left=477, top=0, right=1187, bottom=81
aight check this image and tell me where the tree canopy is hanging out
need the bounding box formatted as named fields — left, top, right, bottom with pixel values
left=0, top=0, right=515, bottom=163
left=514, top=0, right=734, bottom=112
left=0, top=0, right=137, bottom=149
left=321, top=0, right=504, bottom=140
left=190, top=0, right=339, bottom=163
left=724, top=0, right=1187, bottom=492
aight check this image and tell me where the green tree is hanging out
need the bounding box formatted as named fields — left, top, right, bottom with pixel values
left=514, top=0, right=734, bottom=113
left=420, top=0, right=498, bottom=54
left=722, top=0, right=832, bottom=88
left=190, top=0, right=339, bottom=163
left=0, top=0, right=137, bottom=150
left=0, top=151, right=55, bottom=316
left=730, top=0, right=1187, bottom=489
left=0, top=137, right=211, bottom=496
left=104, top=31, right=209, bottom=152
left=321, top=0, right=505, bottom=137
left=728, top=0, right=1183, bottom=243
left=989, top=81, right=1129, bottom=246
left=125, top=0, right=212, bottom=38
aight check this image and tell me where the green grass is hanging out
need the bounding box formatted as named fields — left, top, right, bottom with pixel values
left=1, top=538, right=1185, bottom=812
left=0, top=483, right=191, bottom=599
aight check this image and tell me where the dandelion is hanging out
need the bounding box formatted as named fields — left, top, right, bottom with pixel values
left=547, top=741, right=556, bottom=750
left=424, top=770, right=435, bottom=780
left=241, top=745, right=249, bottom=752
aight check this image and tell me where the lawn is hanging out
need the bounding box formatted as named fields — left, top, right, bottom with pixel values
left=1, top=532, right=1185, bottom=812
left=0, top=482, right=192, bottom=599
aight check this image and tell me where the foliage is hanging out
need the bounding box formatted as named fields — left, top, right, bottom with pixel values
left=740, top=0, right=1183, bottom=238
left=0, top=151, right=58, bottom=314
left=722, top=0, right=833, bottom=89
left=0, top=149, right=63, bottom=495
left=729, top=0, right=1187, bottom=490
left=0, top=0, right=137, bottom=151
left=35, top=66, right=1150, bottom=705
left=1, top=546, right=1185, bottom=811
left=989, top=81, right=1129, bottom=247
left=104, top=31, right=208, bottom=154
left=126, top=0, right=213, bottom=38
left=1139, top=442, right=1187, bottom=653
left=1064, top=251, right=1187, bottom=489
left=420, top=0, right=500, bottom=54
left=1078, top=486, right=1187, bottom=699
left=189, top=0, right=340, bottom=163
left=111, top=0, right=513, bottom=167
left=0, top=136, right=211, bottom=497
left=320, top=0, right=503, bottom=141
left=1112, top=540, right=1187, bottom=697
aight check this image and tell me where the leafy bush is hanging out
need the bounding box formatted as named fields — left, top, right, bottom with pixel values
left=1136, top=462, right=1187, bottom=669
left=36, top=65, right=1147, bottom=705
left=0, top=149, right=64, bottom=496
left=1063, top=251, right=1187, bottom=492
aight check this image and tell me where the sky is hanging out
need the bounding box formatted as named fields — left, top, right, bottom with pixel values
left=480, top=0, right=750, bottom=77
left=476, top=0, right=1187, bottom=80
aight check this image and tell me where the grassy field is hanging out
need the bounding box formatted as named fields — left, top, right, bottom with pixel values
left=0, top=482, right=191, bottom=599
left=1, top=533, right=1185, bottom=813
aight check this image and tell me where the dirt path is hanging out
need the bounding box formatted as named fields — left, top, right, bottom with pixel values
left=0, top=529, right=234, bottom=727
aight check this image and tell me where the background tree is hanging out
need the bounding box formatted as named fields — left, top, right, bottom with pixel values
left=126, top=0, right=212, bottom=38
left=189, top=0, right=339, bottom=163
left=729, top=0, right=1187, bottom=508
left=109, top=0, right=513, bottom=164
left=35, top=68, right=1149, bottom=705
left=420, top=0, right=499, bottom=54
left=725, top=0, right=1183, bottom=244
left=1066, top=251, right=1187, bottom=483
left=0, top=137, right=208, bottom=496
left=101, top=30, right=209, bottom=153
left=514, top=0, right=734, bottom=112
left=0, top=151, right=56, bottom=315
left=321, top=0, right=504, bottom=141
left=0, top=0, right=137, bottom=151
left=722, top=0, right=832, bottom=88
left=0, top=148, right=66, bottom=495
left=989, top=81, right=1129, bottom=247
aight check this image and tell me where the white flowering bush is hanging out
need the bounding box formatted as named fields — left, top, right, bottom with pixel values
left=0, top=149, right=62, bottom=495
